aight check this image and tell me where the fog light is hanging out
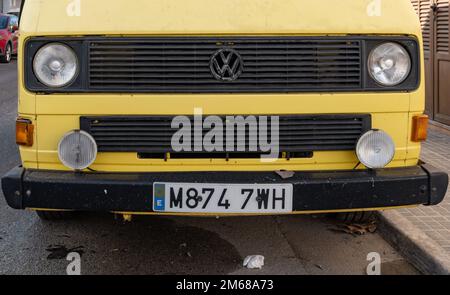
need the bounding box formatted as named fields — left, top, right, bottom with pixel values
left=58, top=130, right=97, bottom=170
left=356, top=130, right=395, bottom=169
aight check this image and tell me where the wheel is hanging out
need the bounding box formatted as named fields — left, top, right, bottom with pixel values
left=36, top=210, right=74, bottom=221
left=0, top=43, right=12, bottom=63
left=333, top=211, right=376, bottom=224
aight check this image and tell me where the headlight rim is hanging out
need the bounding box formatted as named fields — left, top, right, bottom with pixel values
left=367, top=42, right=412, bottom=87
left=32, top=42, right=80, bottom=88
left=57, top=129, right=98, bottom=170
left=356, top=129, right=396, bottom=169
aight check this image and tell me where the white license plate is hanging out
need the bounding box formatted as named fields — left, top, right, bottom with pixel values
left=153, top=183, right=293, bottom=214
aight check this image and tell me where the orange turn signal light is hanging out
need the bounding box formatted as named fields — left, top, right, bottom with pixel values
left=412, top=115, right=429, bottom=142
left=16, top=118, right=34, bottom=147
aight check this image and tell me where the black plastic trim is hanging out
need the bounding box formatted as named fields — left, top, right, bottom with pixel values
left=1, top=164, right=447, bottom=212
left=421, top=163, right=449, bottom=206
left=80, top=114, right=372, bottom=153
left=24, top=36, right=421, bottom=94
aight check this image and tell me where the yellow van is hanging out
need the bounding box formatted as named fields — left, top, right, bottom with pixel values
left=1, top=0, right=448, bottom=222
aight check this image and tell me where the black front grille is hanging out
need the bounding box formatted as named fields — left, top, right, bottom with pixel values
left=88, top=37, right=362, bottom=93
left=80, top=115, right=371, bottom=155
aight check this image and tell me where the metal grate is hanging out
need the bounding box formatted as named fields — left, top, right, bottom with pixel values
left=88, top=37, right=362, bottom=93
left=80, top=115, right=371, bottom=155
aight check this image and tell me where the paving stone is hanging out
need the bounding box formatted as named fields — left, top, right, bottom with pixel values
left=398, top=127, right=450, bottom=256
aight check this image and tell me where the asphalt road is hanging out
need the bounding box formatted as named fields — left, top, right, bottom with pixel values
left=0, top=60, right=419, bottom=275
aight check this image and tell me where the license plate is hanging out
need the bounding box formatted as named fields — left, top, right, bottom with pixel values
left=153, top=183, right=293, bottom=214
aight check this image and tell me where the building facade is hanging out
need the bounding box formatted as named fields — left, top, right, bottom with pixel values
left=411, top=0, right=450, bottom=126
left=0, top=0, right=21, bottom=14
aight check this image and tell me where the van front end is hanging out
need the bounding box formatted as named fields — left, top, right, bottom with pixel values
left=1, top=0, right=448, bottom=219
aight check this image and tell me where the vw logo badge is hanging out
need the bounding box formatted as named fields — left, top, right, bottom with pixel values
left=210, top=48, right=244, bottom=81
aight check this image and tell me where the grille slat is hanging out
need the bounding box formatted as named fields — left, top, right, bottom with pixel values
left=90, top=55, right=361, bottom=62
left=89, top=79, right=361, bottom=85
left=89, top=61, right=361, bottom=68
left=90, top=44, right=362, bottom=50
left=90, top=73, right=362, bottom=80
left=94, top=136, right=360, bottom=143
left=90, top=120, right=364, bottom=127
left=81, top=115, right=371, bottom=154
left=89, top=67, right=361, bottom=74
left=88, top=37, right=362, bottom=92
left=90, top=50, right=361, bottom=56
left=90, top=130, right=363, bottom=137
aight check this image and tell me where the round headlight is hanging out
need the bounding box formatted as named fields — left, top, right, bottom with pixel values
left=58, top=130, right=97, bottom=170
left=356, top=130, right=395, bottom=169
left=33, top=43, right=79, bottom=88
left=368, top=42, right=411, bottom=86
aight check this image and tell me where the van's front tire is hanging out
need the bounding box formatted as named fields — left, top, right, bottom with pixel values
left=333, top=211, right=376, bottom=223
left=36, top=210, right=74, bottom=221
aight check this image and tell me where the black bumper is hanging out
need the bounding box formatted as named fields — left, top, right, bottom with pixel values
left=1, top=165, right=448, bottom=213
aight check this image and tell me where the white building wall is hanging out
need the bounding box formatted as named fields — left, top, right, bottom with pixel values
left=2, top=0, right=21, bottom=13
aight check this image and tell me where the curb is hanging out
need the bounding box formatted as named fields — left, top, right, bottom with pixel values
left=377, top=210, right=450, bottom=275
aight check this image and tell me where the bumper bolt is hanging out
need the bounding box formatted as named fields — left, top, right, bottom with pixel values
left=419, top=185, right=428, bottom=194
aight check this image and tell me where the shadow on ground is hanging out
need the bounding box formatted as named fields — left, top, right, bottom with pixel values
left=27, top=213, right=242, bottom=275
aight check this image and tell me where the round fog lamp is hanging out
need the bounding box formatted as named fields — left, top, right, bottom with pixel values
left=58, top=130, right=97, bottom=170
left=356, top=130, right=395, bottom=169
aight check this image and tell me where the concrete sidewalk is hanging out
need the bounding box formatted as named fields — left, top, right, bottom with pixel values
left=379, top=124, right=450, bottom=274
left=399, top=125, right=450, bottom=253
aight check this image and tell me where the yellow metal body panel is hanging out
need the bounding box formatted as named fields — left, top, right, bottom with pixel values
left=28, top=205, right=419, bottom=217
left=17, top=0, right=425, bottom=174
left=110, top=205, right=419, bottom=217
left=20, top=0, right=421, bottom=36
